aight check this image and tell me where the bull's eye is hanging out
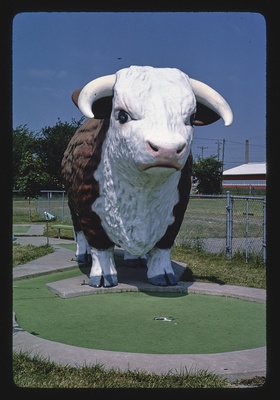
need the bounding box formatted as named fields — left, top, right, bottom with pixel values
left=184, top=113, right=196, bottom=126
left=190, top=113, right=196, bottom=126
left=117, top=110, right=130, bottom=124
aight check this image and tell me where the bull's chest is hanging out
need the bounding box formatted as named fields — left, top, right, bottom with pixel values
left=92, top=158, right=181, bottom=256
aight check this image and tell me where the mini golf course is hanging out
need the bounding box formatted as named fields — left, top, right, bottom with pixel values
left=13, top=267, right=266, bottom=355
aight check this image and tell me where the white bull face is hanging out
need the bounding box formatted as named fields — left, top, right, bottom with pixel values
left=110, top=66, right=196, bottom=173
left=76, top=65, right=233, bottom=178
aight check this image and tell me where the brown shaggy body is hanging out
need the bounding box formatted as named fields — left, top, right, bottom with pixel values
left=61, top=118, right=192, bottom=251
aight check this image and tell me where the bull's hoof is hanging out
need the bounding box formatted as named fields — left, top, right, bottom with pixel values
left=148, top=273, right=178, bottom=286
left=89, top=275, right=118, bottom=288
left=89, top=276, right=102, bottom=287
left=103, top=274, right=118, bottom=287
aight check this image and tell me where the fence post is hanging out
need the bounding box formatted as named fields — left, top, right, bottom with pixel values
left=47, top=191, right=50, bottom=212
left=226, top=190, right=233, bottom=258
left=36, top=197, right=39, bottom=215
left=263, top=197, right=266, bottom=264
left=61, top=191, right=65, bottom=222
left=245, top=198, right=249, bottom=263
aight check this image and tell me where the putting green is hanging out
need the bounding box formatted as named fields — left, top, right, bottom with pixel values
left=13, top=270, right=266, bottom=354
left=13, top=225, right=30, bottom=234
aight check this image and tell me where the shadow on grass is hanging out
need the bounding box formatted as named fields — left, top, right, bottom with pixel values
left=195, top=275, right=225, bottom=285
left=179, top=267, right=225, bottom=285
left=77, top=251, right=193, bottom=296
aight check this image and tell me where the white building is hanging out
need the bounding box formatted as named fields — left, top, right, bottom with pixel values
left=222, top=162, right=266, bottom=189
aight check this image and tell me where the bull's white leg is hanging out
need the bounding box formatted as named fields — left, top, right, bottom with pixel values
left=75, top=231, right=92, bottom=264
left=89, top=247, right=118, bottom=288
left=147, top=247, right=177, bottom=286
left=123, top=249, right=147, bottom=268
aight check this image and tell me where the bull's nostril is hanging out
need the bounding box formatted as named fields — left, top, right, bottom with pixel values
left=176, top=144, right=186, bottom=154
left=146, top=140, right=186, bottom=157
left=148, top=141, right=159, bottom=152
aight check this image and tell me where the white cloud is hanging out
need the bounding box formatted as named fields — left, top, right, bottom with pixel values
left=29, top=69, right=67, bottom=79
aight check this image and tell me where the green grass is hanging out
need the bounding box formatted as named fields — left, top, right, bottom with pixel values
left=12, top=198, right=266, bottom=388
left=13, top=351, right=228, bottom=388
left=54, top=243, right=76, bottom=251
left=13, top=226, right=30, bottom=234
left=12, top=243, right=54, bottom=267
left=13, top=272, right=266, bottom=353
left=222, top=187, right=266, bottom=196
left=182, top=196, right=264, bottom=237
left=13, top=198, right=43, bottom=223
left=45, top=223, right=74, bottom=240
left=12, top=241, right=266, bottom=288
left=12, top=242, right=266, bottom=388
left=172, top=246, right=266, bottom=289
left=33, top=242, right=266, bottom=289
left=180, top=197, right=227, bottom=239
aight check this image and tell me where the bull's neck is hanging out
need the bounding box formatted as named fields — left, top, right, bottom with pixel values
left=93, top=145, right=181, bottom=255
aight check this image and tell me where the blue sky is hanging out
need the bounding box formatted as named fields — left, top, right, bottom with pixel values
left=13, top=12, right=266, bottom=169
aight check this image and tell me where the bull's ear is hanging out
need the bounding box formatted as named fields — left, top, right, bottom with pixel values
left=72, top=90, right=112, bottom=119
left=193, top=102, right=221, bottom=126
left=72, top=89, right=81, bottom=107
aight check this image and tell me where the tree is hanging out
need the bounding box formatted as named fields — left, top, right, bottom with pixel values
left=193, top=155, right=223, bottom=194
left=13, top=118, right=84, bottom=190
left=16, top=151, right=51, bottom=221
left=13, top=125, right=37, bottom=188
left=36, top=118, right=84, bottom=189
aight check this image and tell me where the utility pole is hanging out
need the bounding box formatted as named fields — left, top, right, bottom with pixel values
left=198, top=145, right=208, bottom=158
left=221, top=139, right=225, bottom=171
left=245, top=139, right=249, bottom=163
left=216, top=140, right=221, bottom=160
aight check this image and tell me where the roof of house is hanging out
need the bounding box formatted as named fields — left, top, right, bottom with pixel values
left=223, top=162, right=266, bottom=180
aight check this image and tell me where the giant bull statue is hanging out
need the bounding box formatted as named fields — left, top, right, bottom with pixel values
left=62, top=65, right=233, bottom=287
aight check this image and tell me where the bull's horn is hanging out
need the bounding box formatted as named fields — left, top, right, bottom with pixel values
left=77, top=74, right=116, bottom=118
left=190, top=78, right=233, bottom=126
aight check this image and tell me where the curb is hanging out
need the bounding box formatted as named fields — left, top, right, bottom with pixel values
left=13, top=311, right=266, bottom=382
left=13, top=240, right=266, bottom=383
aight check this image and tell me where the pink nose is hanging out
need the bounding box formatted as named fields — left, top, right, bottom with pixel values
left=146, top=140, right=186, bottom=159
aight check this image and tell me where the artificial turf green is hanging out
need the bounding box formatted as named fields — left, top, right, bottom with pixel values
left=13, top=226, right=30, bottom=234
left=54, top=243, right=76, bottom=251
left=13, top=270, right=266, bottom=354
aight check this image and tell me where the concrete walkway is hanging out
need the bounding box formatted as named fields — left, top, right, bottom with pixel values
left=13, top=224, right=45, bottom=236
left=12, top=227, right=266, bottom=383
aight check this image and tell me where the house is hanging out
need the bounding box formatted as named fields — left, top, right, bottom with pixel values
left=222, top=162, right=266, bottom=190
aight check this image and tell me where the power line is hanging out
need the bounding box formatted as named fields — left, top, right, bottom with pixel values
left=195, top=136, right=265, bottom=147
left=198, top=146, right=208, bottom=158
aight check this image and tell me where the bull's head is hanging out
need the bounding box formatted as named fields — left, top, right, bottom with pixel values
left=73, top=66, right=233, bottom=174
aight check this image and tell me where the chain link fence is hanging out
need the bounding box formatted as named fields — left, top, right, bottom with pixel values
left=35, top=190, right=72, bottom=223
left=34, top=190, right=266, bottom=264
left=177, top=192, right=266, bottom=263
left=225, top=192, right=266, bottom=263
